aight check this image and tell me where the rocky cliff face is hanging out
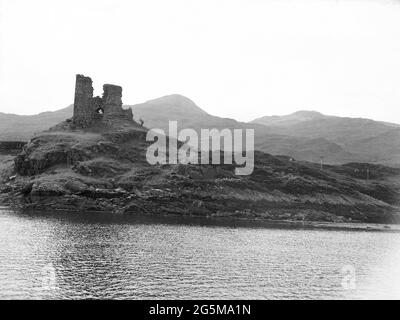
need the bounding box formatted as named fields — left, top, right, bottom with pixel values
left=0, top=141, right=26, bottom=155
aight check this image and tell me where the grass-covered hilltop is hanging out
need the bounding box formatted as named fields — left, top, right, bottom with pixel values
left=0, top=75, right=400, bottom=224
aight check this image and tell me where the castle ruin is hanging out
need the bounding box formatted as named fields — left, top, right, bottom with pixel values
left=73, top=75, right=133, bottom=128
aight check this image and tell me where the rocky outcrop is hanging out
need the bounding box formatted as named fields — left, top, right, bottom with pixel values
left=14, top=134, right=91, bottom=176
left=1, top=105, right=400, bottom=224
left=13, top=132, right=128, bottom=176
left=0, top=141, right=26, bottom=155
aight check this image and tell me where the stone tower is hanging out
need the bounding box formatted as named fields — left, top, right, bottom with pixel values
left=72, top=75, right=133, bottom=128
left=73, top=75, right=95, bottom=128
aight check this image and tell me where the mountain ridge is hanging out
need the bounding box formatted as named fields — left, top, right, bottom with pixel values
left=1, top=95, right=399, bottom=165
left=251, top=110, right=400, bottom=128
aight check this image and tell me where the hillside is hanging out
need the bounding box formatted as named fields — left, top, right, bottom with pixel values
left=130, top=94, right=269, bottom=134
left=1, top=115, right=400, bottom=224
left=252, top=111, right=400, bottom=165
left=252, top=110, right=327, bottom=127
left=131, top=97, right=400, bottom=165
left=0, top=106, right=72, bottom=141
left=1, top=97, right=400, bottom=165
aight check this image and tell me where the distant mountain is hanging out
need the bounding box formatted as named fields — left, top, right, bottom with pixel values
left=251, top=110, right=400, bottom=165
left=0, top=106, right=72, bottom=141
left=130, top=97, right=400, bottom=164
left=347, top=128, right=400, bottom=163
left=251, top=110, right=399, bottom=146
left=130, top=95, right=330, bottom=158
left=1, top=97, right=399, bottom=165
left=252, top=110, right=326, bottom=127
left=129, top=94, right=265, bottom=133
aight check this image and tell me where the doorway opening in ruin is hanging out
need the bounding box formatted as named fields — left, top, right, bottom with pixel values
left=96, top=107, right=104, bottom=115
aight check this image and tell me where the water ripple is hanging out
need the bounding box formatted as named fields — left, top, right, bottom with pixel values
left=0, top=210, right=400, bottom=299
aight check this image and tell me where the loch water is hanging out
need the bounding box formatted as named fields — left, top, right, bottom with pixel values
left=0, top=208, right=399, bottom=299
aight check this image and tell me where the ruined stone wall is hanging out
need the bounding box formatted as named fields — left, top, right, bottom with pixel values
left=102, top=84, right=132, bottom=123
left=90, top=96, right=104, bottom=122
left=102, top=84, right=123, bottom=120
left=72, top=75, right=133, bottom=128
left=73, top=75, right=96, bottom=128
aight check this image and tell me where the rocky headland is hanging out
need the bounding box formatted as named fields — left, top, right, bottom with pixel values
left=0, top=116, right=399, bottom=224
left=1, top=75, right=399, bottom=224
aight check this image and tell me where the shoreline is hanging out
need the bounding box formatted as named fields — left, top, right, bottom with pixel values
left=1, top=205, right=399, bottom=233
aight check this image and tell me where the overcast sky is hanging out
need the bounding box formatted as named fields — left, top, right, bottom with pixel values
left=0, top=0, right=400, bottom=123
